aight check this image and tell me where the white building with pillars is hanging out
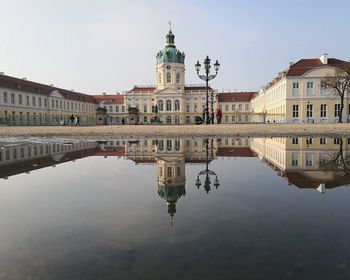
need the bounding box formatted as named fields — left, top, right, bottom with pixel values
left=125, top=27, right=217, bottom=124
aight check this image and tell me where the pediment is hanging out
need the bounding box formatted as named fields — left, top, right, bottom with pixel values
left=49, top=90, right=64, bottom=98
left=302, top=66, right=337, bottom=78
left=155, top=87, right=182, bottom=95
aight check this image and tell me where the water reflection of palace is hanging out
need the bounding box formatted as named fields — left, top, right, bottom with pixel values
left=1, top=137, right=349, bottom=220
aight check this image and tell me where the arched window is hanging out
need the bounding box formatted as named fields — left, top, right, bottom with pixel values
left=166, top=100, right=172, bottom=111
left=174, top=100, right=180, bottom=111
left=158, top=140, right=164, bottom=151
left=166, top=72, right=171, bottom=83
left=167, top=139, right=172, bottom=150
left=175, top=140, right=180, bottom=151
left=176, top=73, right=180, bottom=83
left=158, top=100, right=164, bottom=111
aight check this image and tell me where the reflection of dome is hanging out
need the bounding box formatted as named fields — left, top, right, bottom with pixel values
left=158, top=185, right=186, bottom=223
left=156, top=30, right=185, bottom=64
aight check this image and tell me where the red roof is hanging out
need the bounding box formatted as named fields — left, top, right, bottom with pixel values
left=185, top=86, right=213, bottom=91
left=218, top=147, right=254, bottom=157
left=0, top=74, right=96, bottom=103
left=218, top=92, right=256, bottom=103
left=259, top=57, right=350, bottom=94
left=92, top=95, right=125, bottom=104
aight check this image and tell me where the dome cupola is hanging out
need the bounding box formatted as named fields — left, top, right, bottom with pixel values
left=156, top=26, right=185, bottom=64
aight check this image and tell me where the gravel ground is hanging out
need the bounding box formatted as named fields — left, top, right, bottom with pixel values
left=0, top=124, right=350, bottom=142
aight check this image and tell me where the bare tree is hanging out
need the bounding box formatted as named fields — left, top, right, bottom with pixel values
left=322, top=66, right=350, bottom=123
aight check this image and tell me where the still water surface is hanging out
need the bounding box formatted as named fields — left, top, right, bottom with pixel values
left=0, top=137, right=350, bottom=280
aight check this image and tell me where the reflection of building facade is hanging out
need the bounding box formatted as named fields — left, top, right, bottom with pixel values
left=250, top=137, right=350, bottom=192
left=1, top=136, right=349, bottom=220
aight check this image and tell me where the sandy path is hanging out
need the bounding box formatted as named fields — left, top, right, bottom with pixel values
left=0, top=124, right=350, bottom=140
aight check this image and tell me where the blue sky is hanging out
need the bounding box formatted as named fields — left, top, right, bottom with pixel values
left=0, top=0, right=349, bottom=94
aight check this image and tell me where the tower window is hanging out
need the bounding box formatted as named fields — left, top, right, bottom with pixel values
left=176, top=73, right=180, bottom=83
left=174, top=100, right=180, bottom=111
left=159, top=73, right=162, bottom=84
left=166, top=72, right=171, bottom=83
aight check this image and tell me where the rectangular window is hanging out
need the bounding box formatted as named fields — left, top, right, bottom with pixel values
left=44, top=99, right=47, bottom=107
left=144, top=116, right=147, bottom=123
left=292, top=83, right=299, bottom=95
left=292, top=105, right=299, bottom=118
left=186, top=104, right=190, bottom=113
left=225, top=104, right=229, bottom=111
left=51, top=99, right=54, bottom=108
left=194, top=104, right=198, bottom=111
left=56, top=100, right=59, bottom=108
left=334, top=104, right=341, bottom=117
left=176, top=73, right=180, bottom=83
left=306, top=153, right=313, bottom=166
left=109, top=106, right=113, bottom=112
left=320, top=104, right=327, bottom=118
left=292, top=153, right=299, bottom=166
left=232, top=104, right=235, bottom=111
left=18, top=95, right=22, bottom=105
left=3, top=92, right=8, bottom=103
left=60, top=100, right=62, bottom=109
left=307, top=104, right=313, bottom=118
left=32, top=96, right=36, bottom=106
left=245, top=104, right=249, bottom=111
left=122, top=106, right=125, bottom=112
left=38, top=97, right=42, bottom=107
left=115, top=106, right=119, bottom=112
left=11, top=93, right=15, bottom=104
left=144, top=104, right=147, bottom=113
left=238, top=104, right=242, bottom=110
left=320, top=137, right=326, bottom=144
left=334, top=137, right=340, bottom=144
left=307, top=82, right=314, bottom=95
left=306, top=137, right=313, bottom=145
left=292, top=137, right=298, bottom=144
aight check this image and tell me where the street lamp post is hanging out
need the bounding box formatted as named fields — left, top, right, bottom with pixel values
left=195, top=138, right=220, bottom=193
left=210, top=90, right=215, bottom=124
left=195, top=56, right=220, bottom=124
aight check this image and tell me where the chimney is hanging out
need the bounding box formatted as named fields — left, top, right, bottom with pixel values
left=319, top=53, right=328, bottom=64
left=103, top=92, right=106, bottom=96
left=49, top=84, right=54, bottom=87
left=0, top=72, right=4, bottom=75
left=289, top=62, right=294, bottom=67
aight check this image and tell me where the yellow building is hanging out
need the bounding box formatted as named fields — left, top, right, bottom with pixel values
left=251, top=54, right=350, bottom=123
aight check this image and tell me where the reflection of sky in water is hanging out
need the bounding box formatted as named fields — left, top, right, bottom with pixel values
left=0, top=139, right=350, bottom=280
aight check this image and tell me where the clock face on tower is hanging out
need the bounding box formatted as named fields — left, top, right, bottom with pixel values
left=166, top=65, right=171, bottom=70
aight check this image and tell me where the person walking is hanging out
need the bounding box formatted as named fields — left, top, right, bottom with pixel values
left=69, top=114, right=75, bottom=125
left=216, top=108, right=222, bottom=124
left=76, top=116, right=80, bottom=126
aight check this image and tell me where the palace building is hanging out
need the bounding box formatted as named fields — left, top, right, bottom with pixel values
left=1, top=27, right=349, bottom=125
left=251, top=54, right=350, bottom=123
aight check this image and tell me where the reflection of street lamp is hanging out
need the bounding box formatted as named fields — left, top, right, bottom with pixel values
left=195, top=56, right=220, bottom=124
left=195, top=138, right=220, bottom=193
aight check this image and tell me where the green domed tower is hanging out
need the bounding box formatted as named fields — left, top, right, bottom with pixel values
left=156, top=26, right=185, bottom=91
